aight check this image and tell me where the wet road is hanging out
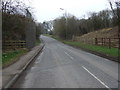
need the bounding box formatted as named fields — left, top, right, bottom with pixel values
left=13, top=35, right=118, bottom=89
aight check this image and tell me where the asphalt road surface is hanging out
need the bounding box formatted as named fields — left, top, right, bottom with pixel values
left=13, top=35, right=118, bottom=89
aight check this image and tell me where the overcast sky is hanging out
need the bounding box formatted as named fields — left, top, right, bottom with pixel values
left=26, top=0, right=112, bottom=23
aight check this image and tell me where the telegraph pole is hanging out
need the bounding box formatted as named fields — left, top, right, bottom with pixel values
left=116, top=2, right=120, bottom=49
left=109, top=1, right=120, bottom=49
left=60, top=8, right=68, bottom=40
left=115, top=2, right=120, bottom=31
left=116, top=3, right=120, bottom=89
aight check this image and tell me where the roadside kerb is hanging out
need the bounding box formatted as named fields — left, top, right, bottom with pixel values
left=3, top=43, right=45, bottom=89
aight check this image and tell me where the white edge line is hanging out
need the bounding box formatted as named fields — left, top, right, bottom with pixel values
left=82, top=66, right=111, bottom=89
left=64, top=51, right=74, bottom=60
left=35, top=51, right=44, bottom=64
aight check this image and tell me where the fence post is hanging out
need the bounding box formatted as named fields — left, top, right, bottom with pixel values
left=103, top=38, right=106, bottom=46
left=108, top=38, right=111, bottom=49
left=104, top=38, right=106, bottom=46
left=118, top=38, right=120, bottom=49
left=101, top=38, right=103, bottom=46
left=95, top=38, right=97, bottom=45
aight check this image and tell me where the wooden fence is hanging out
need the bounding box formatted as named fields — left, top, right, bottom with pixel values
left=95, top=38, right=120, bottom=49
left=3, top=40, right=26, bottom=50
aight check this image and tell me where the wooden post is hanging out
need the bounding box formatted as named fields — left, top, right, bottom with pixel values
left=118, top=38, right=120, bottom=49
left=101, top=38, right=103, bottom=46
left=108, top=38, right=111, bottom=49
left=103, top=38, right=105, bottom=46
left=95, top=38, right=97, bottom=45
left=116, top=2, right=120, bottom=50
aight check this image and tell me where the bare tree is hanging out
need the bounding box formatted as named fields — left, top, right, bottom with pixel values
left=108, top=0, right=116, bottom=16
left=2, top=0, right=31, bottom=15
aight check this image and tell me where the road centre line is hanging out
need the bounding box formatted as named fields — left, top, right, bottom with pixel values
left=82, top=66, right=111, bottom=90
left=64, top=51, right=74, bottom=60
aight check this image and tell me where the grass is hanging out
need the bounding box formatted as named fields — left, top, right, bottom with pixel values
left=51, top=35, right=119, bottom=58
left=2, top=39, right=42, bottom=68
left=63, top=41, right=119, bottom=57
left=0, top=52, right=2, bottom=67
left=2, top=49, right=27, bottom=67
left=36, top=39, right=41, bottom=46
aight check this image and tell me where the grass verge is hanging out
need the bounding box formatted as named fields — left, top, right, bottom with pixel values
left=2, top=39, right=42, bottom=68
left=51, top=35, right=119, bottom=58
left=36, top=39, right=41, bottom=46
left=2, top=49, right=27, bottom=68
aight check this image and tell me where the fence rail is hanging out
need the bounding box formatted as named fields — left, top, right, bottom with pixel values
left=95, top=38, right=120, bottom=49
left=3, top=40, right=26, bottom=50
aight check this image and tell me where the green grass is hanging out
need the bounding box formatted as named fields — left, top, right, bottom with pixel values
left=51, top=36, right=119, bottom=57
left=36, top=39, right=41, bottom=45
left=2, top=49, right=27, bottom=67
left=0, top=52, right=2, bottom=67
left=2, top=39, right=42, bottom=68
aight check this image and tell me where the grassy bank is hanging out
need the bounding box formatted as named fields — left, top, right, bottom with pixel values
left=51, top=35, right=119, bottom=58
left=2, top=39, right=41, bottom=68
left=2, top=49, right=27, bottom=68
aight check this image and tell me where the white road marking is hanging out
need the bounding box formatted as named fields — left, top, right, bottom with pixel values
left=35, top=51, right=44, bottom=64
left=64, top=51, right=74, bottom=60
left=82, top=66, right=111, bottom=90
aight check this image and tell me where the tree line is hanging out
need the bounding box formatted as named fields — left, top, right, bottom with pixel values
left=53, top=2, right=119, bottom=40
left=2, top=0, right=44, bottom=49
left=2, top=0, right=119, bottom=42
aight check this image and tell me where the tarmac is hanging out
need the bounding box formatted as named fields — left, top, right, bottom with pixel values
left=2, top=43, right=44, bottom=89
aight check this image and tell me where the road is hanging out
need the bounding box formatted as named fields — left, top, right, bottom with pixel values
left=13, top=35, right=118, bottom=89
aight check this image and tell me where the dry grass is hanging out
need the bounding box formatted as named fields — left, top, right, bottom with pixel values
left=73, top=27, right=118, bottom=45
